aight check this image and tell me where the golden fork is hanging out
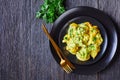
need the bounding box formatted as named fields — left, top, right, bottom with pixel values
left=42, top=24, right=75, bottom=73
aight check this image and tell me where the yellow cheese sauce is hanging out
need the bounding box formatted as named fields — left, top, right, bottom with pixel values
left=62, top=22, right=103, bottom=61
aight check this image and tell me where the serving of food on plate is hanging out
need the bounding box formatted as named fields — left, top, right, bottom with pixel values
left=62, top=22, right=103, bottom=61
left=49, top=6, right=117, bottom=74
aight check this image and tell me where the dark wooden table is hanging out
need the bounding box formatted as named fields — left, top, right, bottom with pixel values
left=0, top=0, right=120, bottom=80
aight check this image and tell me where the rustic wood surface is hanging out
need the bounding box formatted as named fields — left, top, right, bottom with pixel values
left=0, top=0, right=120, bottom=80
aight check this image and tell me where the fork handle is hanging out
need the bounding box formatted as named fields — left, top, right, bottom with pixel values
left=42, top=24, right=75, bottom=69
left=42, top=24, right=63, bottom=60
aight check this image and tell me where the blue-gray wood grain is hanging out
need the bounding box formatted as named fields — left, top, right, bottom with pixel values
left=0, top=0, right=120, bottom=80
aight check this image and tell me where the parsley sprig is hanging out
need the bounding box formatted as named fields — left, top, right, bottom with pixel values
left=36, top=0, right=65, bottom=23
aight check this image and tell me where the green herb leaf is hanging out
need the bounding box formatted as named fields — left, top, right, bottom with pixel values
left=36, top=0, right=65, bottom=23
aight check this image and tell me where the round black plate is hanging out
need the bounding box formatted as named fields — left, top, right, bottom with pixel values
left=59, top=16, right=108, bottom=65
left=49, top=6, right=118, bottom=74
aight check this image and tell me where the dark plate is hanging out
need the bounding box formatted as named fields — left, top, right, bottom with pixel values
left=59, top=16, right=108, bottom=65
left=49, top=6, right=118, bottom=74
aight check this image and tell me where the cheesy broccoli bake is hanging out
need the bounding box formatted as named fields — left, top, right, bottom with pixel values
left=62, top=22, right=103, bottom=61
